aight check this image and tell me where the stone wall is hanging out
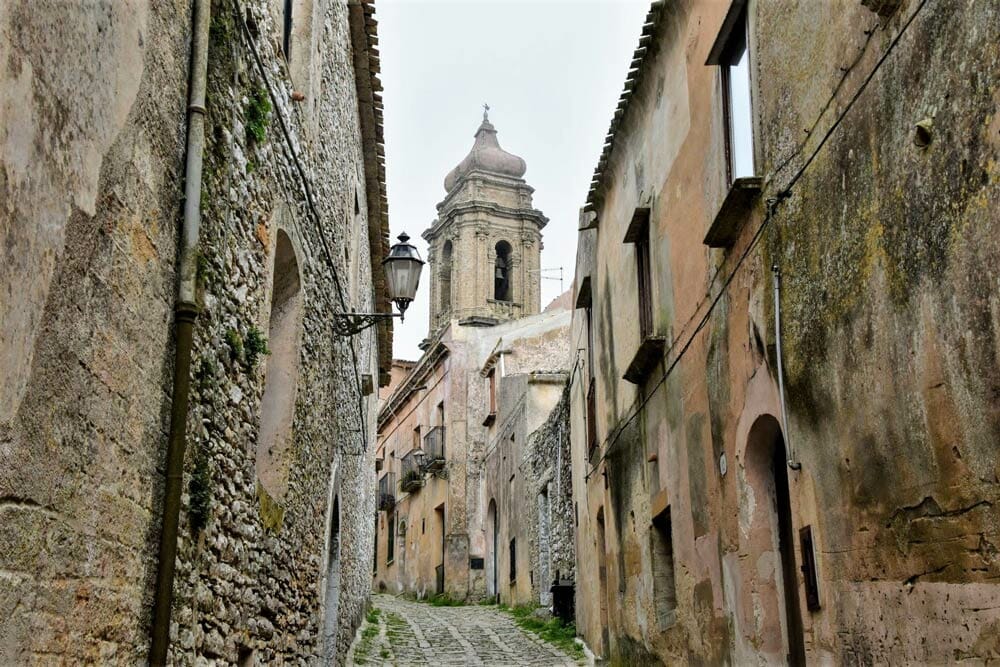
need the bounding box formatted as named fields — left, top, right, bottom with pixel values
left=522, top=381, right=575, bottom=599
left=0, top=0, right=387, bottom=663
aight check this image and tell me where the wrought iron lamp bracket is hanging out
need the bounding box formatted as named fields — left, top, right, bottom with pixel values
left=333, top=312, right=401, bottom=337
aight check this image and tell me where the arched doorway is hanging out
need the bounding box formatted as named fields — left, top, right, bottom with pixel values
left=322, top=496, right=341, bottom=658
left=744, top=415, right=805, bottom=665
left=596, top=507, right=610, bottom=656
left=487, top=499, right=498, bottom=599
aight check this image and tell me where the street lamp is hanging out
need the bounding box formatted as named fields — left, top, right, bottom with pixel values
left=333, top=232, right=425, bottom=336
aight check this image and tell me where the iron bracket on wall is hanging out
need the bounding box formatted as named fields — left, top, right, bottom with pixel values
left=333, top=312, right=400, bottom=337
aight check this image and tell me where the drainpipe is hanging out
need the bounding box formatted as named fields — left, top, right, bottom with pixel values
left=772, top=265, right=800, bottom=471
left=150, top=0, right=211, bottom=662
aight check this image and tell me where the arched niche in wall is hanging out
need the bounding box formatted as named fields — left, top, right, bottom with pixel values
left=494, top=240, right=513, bottom=302
left=255, top=226, right=304, bottom=503
left=323, top=494, right=342, bottom=658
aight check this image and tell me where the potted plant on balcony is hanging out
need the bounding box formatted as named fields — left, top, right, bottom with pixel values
left=400, top=468, right=424, bottom=493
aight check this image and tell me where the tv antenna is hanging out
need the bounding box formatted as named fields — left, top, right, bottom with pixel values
left=528, top=267, right=565, bottom=295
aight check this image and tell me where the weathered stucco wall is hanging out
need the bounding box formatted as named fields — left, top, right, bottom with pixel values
left=0, top=0, right=387, bottom=663
left=0, top=1, right=186, bottom=661
left=570, top=0, right=999, bottom=664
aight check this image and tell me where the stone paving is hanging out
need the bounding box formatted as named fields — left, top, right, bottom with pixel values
left=346, top=594, right=583, bottom=666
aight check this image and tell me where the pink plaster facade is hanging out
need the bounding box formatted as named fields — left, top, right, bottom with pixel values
left=569, top=0, right=1000, bottom=663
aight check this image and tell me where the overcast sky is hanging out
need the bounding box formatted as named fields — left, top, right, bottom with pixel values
left=377, top=0, right=650, bottom=360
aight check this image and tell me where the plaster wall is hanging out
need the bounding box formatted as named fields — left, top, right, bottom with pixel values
left=569, top=0, right=1000, bottom=663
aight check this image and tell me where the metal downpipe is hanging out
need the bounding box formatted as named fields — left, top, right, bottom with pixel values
left=150, top=0, right=210, bottom=662
left=772, top=265, right=800, bottom=471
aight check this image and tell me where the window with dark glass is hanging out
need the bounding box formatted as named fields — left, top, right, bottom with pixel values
left=636, top=231, right=653, bottom=340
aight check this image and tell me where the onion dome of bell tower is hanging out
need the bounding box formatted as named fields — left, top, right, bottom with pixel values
left=443, top=107, right=527, bottom=192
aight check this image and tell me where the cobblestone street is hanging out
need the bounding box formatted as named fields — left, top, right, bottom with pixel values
left=347, top=595, right=584, bottom=666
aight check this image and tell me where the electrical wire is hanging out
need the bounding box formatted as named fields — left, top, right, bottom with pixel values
left=584, top=0, right=930, bottom=481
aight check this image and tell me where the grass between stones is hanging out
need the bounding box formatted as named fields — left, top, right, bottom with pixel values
left=498, top=604, right=585, bottom=661
left=427, top=593, right=465, bottom=606
left=352, top=608, right=382, bottom=664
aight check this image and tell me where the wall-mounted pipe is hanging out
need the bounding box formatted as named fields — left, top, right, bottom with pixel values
left=772, top=265, right=801, bottom=471
left=149, top=0, right=211, bottom=662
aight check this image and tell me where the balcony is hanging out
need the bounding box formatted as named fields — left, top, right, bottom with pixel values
left=378, top=472, right=396, bottom=511
left=422, top=426, right=446, bottom=471
left=400, top=451, right=424, bottom=493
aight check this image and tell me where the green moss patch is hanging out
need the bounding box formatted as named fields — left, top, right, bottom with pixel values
left=500, top=604, right=584, bottom=661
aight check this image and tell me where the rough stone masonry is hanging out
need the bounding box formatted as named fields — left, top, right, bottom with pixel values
left=0, top=0, right=390, bottom=663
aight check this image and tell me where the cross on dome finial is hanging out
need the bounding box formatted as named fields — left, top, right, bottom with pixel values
left=483, top=103, right=490, bottom=121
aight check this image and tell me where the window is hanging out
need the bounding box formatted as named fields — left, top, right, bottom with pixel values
left=800, top=526, right=822, bottom=611
left=439, top=240, right=453, bottom=320
left=437, top=401, right=445, bottom=427
left=636, top=231, right=653, bottom=340
left=509, top=538, right=517, bottom=583
left=494, top=241, right=512, bottom=301
left=488, top=369, right=497, bottom=415
left=483, top=368, right=497, bottom=427
left=387, top=509, right=396, bottom=564
left=624, top=208, right=654, bottom=340
left=282, top=0, right=293, bottom=61
left=651, top=507, right=678, bottom=628
left=413, top=426, right=421, bottom=452
left=709, top=2, right=755, bottom=183
left=577, top=278, right=598, bottom=457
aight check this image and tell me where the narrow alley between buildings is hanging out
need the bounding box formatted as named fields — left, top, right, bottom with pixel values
left=346, top=595, right=582, bottom=666
left=3, top=0, right=999, bottom=664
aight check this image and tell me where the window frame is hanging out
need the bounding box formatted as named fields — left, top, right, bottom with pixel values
left=635, top=233, right=653, bottom=340
left=488, top=369, right=497, bottom=416
left=707, top=1, right=756, bottom=185
left=623, top=207, right=654, bottom=342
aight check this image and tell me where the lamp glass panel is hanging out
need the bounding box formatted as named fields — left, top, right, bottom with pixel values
left=385, top=257, right=422, bottom=301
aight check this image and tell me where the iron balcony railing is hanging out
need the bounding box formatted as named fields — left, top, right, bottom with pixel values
left=423, top=426, right=446, bottom=471
left=400, top=450, right=424, bottom=493
left=378, top=472, right=396, bottom=511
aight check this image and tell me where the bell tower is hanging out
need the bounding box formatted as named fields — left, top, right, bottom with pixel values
left=423, top=109, right=548, bottom=334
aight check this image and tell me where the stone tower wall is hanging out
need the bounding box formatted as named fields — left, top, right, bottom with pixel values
left=425, top=173, right=546, bottom=333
